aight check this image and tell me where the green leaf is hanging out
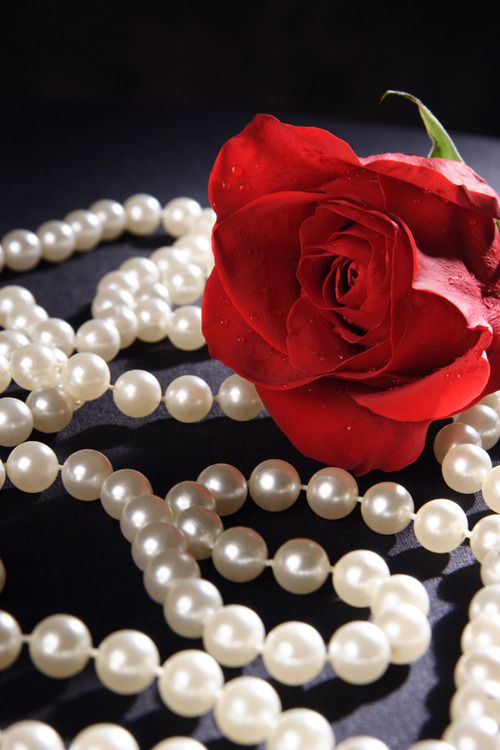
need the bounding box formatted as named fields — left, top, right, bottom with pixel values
left=381, top=89, right=463, bottom=162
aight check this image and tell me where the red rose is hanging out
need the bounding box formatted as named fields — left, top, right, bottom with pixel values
left=202, top=115, right=500, bottom=474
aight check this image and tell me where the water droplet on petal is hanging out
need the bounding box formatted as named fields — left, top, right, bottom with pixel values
left=219, top=318, right=229, bottom=326
left=236, top=335, right=247, bottom=343
left=221, top=180, right=232, bottom=191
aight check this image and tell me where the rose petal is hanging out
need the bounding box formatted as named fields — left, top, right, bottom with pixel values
left=257, top=379, right=431, bottom=474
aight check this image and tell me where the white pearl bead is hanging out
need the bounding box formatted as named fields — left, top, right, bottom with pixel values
left=32, top=318, right=76, bottom=356
left=121, top=256, right=160, bottom=287
left=162, top=197, right=202, bottom=237
left=212, top=526, right=268, bottom=582
left=214, top=676, right=281, bottom=745
left=442, top=444, right=492, bottom=493
left=143, top=549, right=200, bottom=604
left=0, top=397, right=34, bottom=446
left=173, top=234, right=212, bottom=271
left=273, top=538, right=330, bottom=594
left=0, top=610, right=23, bottom=668
left=150, top=246, right=180, bottom=276
left=36, top=220, right=75, bottom=263
left=61, top=352, right=110, bottom=401
left=64, top=210, right=102, bottom=251
left=480, top=391, right=500, bottom=415
left=135, top=280, right=171, bottom=305
left=217, top=374, right=263, bottom=421
left=96, top=306, right=138, bottom=349
left=29, top=613, right=92, bottom=678
left=165, top=480, right=216, bottom=520
left=0, top=461, right=5, bottom=491
left=176, top=506, right=223, bottom=560
left=433, top=421, right=482, bottom=463
left=164, top=261, right=205, bottom=305
left=120, top=494, right=172, bottom=542
left=306, top=467, right=358, bottom=520
left=95, top=629, right=159, bottom=694
left=91, top=288, right=136, bottom=318
left=249, top=458, right=301, bottom=511
left=413, top=499, right=468, bottom=553
left=167, top=305, right=205, bottom=350
left=361, top=482, right=414, bottom=534
left=203, top=604, right=264, bottom=667
left=469, top=584, right=500, bottom=620
left=158, top=649, right=224, bottom=717
left=482, top=465, right=500, bottom=513
left=443, top=717, right=499, bottom=750
left=164, top=578, right=222, bottom=638
left=190, top=207, right=216, bottom=236
left=481, top=549, right=500, bottom=586
left=333, top=549, right=390, bottom=607
left=267, top=709, right=335, bottom=750
left=409, top=742, right=455, bottom=750
left=131, top=522, right=185, bottom=571
left=196, top=463, right=247, bottom=516
left=263, top=621, right=326, bottom=685
left=455, top=648, right=500, bottom=696
left=6, top=303, right=48, bottom=336
left=335, top=738, right=390, bottom=750
left=450, top=683, right=500, bottom=723
left=113, top=370, right=162, bottom=417
left=97, top=270, right=137, bottom=295
left=2, top=229, right=42, bottom=271
left=150, top=739, right=207, bottom=750
left=75, top=319, right=121, bottom=362
left=6, top=441, right=59, bottom=493
left=89, top=199, right=126, bottom=241
left=328, top=621, right=390, bottom=684
left=370, top=574, right=430, bottom=616
left=470, top=515, right=500, bottom=562
left=0, top=286, right=35, bottom=326
left=373, top=603, right=431, bottom=664
left=2, top=721, right=65, bottom=750
left=124, top=193, right=161, bottom=235
left=462, top=613, right=500, bottom=652
left=0, top=329, right=30, bottom=359
left=164, top=375, right=213, bottom=422
left=100, top=468, right=152, bottom=519
left=456, top=404, right=500, bottom=449
left=70, top=723, right=139, bottom=750
left=10, top=343, right=58, bottom=390
left=136, top=298, right=171, bottom=342
left=62, top=449, right=113, bottom=501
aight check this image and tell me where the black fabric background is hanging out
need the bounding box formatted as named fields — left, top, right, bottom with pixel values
left=0, top=104, right=499, bottom=748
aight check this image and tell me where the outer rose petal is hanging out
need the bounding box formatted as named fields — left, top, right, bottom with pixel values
left=209, top=114, right=359, bottom=220
left=257, top=380, right=431, bottom=475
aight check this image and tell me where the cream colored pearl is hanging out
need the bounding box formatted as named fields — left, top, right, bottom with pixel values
left=75, top=319, right=121, bottom=362
left=89, top=199, right=126, bottom=241
left=61, top=352, right=111, bottom=401
left=136, top=298, right=171, bottom=342
left=433, top=422, right=482, bottom=463
left=191, top=207, right=216, bottom=235
left=100, top=468, right=153, bottom=519
left=0, top=397, right=34, bottom=446
left=443, top=717, right=499, bottom=750
left=121, top=256, right=160, bottom=287
left=62, top=449, right=113, bottom=501
left=120, top=494, right=172, bottom=541
left=2, top=229, right=41, bottom=271
left=267, top=709, right=335, bottom=750
left=470, top=515, right=500, bottom=563
left=2, top=721, right=65, bottom=750
left=36, top=220, right=75, bottom=263
left=442, top=443, right=492, bottom=493
left=0, top=461, right=5, bottom=491
left=95, top=629, right=159, bottom=694
left=32, top=318, right=75, bottom=356
left=91, top=288, right=136, bottom=318
left=164, top=375, right=213, bottom=422
left=143, top=549, right=200, bottom=604
left=11, top=343, right=59, bottom=390
left=217, top=374, right=263, bottom=421
left=273, top=538, right=330, bottom=594
left=64, top=210, right=102, bottom=251
left=461, top=613, right=500, bottom=652
left=373, top=603, right=431, bottom=664
left=451, top=683, right=500, bottom=724
left=6, top=303, right=48, bottom=336
left=135, top=280, right=171, bottom=304
left=249, top=458, right=301, bottom=511
left=71, top=723, right=139, bottom=750
left=131, top=522, right=185, bottom=571
left=455, top=649, right=500, bottom=696
left=409, top=742, right=454, bottom=750
left=174, top=234, right=212, bottom=270
left=0, top=610, right=23, bottom=669
left=158, top=649, right=224, bottom=717
left=370, top=574, right=430, bottom=616
left=306, top=466, right=358, bottom=520
left=29, top=614, right=92, bottom=678
left=0, top=286, right=35, bottom=326
left=214, top=676, right=281, bottom=746
left=0, top=329, right=30, bottom=359
left=6, top=441, right=59, bottom=493
left=469, top=584, right=500, bottom=620
left=413, top=499, right=468, bottom=553
left=203, top=604, right=264, bottom=667
left=176, top=506, right=223, bottom=560
left=481, top=549, right=500, bottom=586
left=263, top=621, right=326, bottom=685
left=456, top=404, right=500, bottom=449
left=26, top=387, right=74, bottom=433
left=162, top=197, right=202, bottom=237
left=97, top=270, right=137, bottom=295
left=97, top=306, right=138, bottom=349
left=335, top=738, right=389, bottom=750
left=328, top=621, right=390, bottom=684
left=482, top=465, right=500, bottom=513
left=197, top=463, right=247, bottom=516
left=124, top=193, right=161, bottom=235
left=151, top=739, right=207, bottom=750
left=333, top=549, right=390, bottom=607
left=361, top=482, right=414, bottom=534
left=164, top=262, right=205, bottom=305
left=167, top=305, right=205, bottom=350
left=212, top=526, right=268, bottom=582
left=150, top=246, right=182, bottom=276
left=113, top=370, right=162, bottom=417
left=165, top=481, right=216, bottom=520
left=164, top=578, right=222, bottom=638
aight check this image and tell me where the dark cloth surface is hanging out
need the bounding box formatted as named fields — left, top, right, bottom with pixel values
left=0, top=103, right=499, bottom=749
